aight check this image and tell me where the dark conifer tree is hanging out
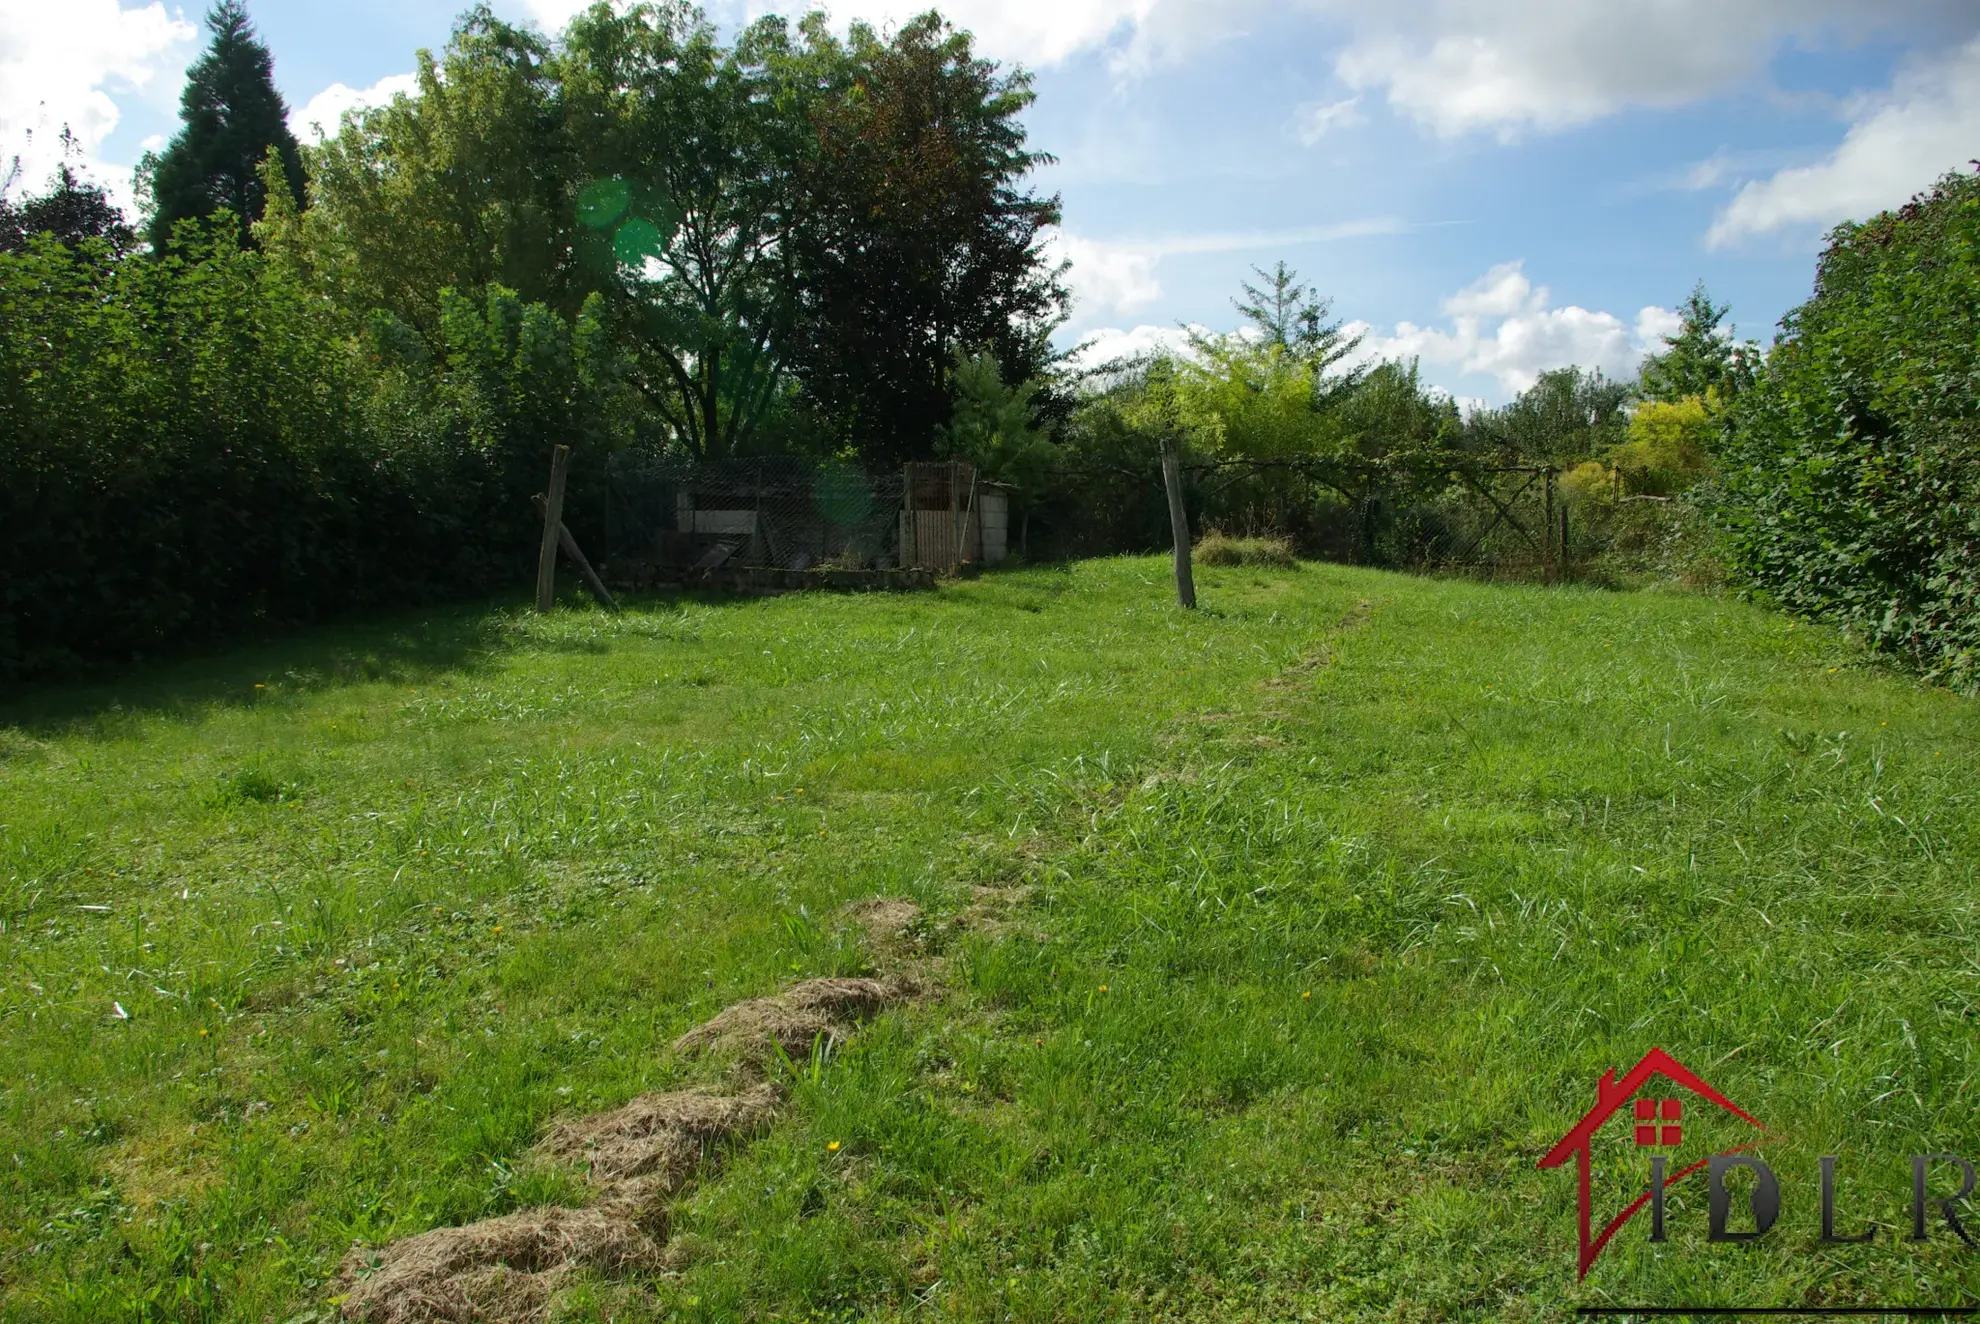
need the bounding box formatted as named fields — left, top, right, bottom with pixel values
left=142, top=0, right=304, bottom=251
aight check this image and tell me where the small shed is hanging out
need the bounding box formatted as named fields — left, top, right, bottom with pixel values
left=899, top=461, right=1010, bottom=571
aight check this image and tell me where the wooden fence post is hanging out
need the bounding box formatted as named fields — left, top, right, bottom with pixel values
left=1541, top=466, right=1557, bottom=586
left=533, top=494, right=619, bottom=611
left=1160, top=440, right=1196, bottom=610
left=948, top=459, right=962, bottom=573
left=536, top=444, right=571, bottom=612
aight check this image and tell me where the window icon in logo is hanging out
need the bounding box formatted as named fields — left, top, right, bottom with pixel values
left=1634, top=1097, right=1682, bottom=1147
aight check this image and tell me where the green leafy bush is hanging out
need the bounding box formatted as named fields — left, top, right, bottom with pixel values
left=1715, top=168, right=1980, bottom=689
left=0, top=225, right=590, bottom=680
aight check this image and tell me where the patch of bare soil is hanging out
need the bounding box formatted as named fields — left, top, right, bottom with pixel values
left=336, top=1205, right=665, bottom=1324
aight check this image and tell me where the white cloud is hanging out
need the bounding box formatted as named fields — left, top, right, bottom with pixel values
left=1633, top=304, right=1684, bottom=347
left=0, top=0, right=195, bottom=207
left=1352, top=260, right=1672, bottom=395
left=1707, top=36, right=1980, bottom=247
left=1047, top=231, right=1164, bottom=317
left=1049, top=218, right=1406, bottom=319
left=1439, top=260, right=1541, bottom=319
left=1067, top=263, right=1672, bottom=398
left=774, top=0, right=1972, bottom=139
left=1328, top=0, right=1976, bottom=139
left=290, top=73, right=420, bottom=142
left=1291, top=96, right=1361, bottom=146
left=1063, top=321, right=1201, bottom=371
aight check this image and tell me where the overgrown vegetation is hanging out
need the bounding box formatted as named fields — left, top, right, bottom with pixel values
left=1040, top=265, right=1735, bottom=580
left=2, top=563, right=1975, bottom=1319
left=0, top=1, right=1061, bottom=679
left=0, top=223, right=584, bottom=678
left=1713, top=168, right=1980, bottom=690
left=1192, top=530, right=1295, bottom=566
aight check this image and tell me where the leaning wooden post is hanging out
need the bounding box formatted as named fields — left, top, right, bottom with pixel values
left=536, top=444, right=571, bottom=612
left=1160, top=439, right=1196, bottom=610
left=533, top=494, right=619, bottom=611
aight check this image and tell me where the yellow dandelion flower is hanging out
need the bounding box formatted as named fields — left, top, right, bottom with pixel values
left=1099, top=984, right=1109, bottom=993
left=1301, top=991, right=1311, bottom=1000
left=827, top=1140, right=841, bottom=1153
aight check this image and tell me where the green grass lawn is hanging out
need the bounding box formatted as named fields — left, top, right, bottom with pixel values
left=3, top=559, right=1978, bottom=1321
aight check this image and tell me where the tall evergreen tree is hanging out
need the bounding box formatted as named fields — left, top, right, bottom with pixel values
left=1232, top=261, right=1358, bottom=371
left=1638, top=282, right=1758, bottom=402
left=142, top=0, right=304, bottom=251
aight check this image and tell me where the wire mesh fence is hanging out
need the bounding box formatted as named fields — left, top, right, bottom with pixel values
left=602, top=454, right=907, bottom=582
left=1379, top=466, right=1571, bottom=579
left=594, top=450, right=1614, bottom=590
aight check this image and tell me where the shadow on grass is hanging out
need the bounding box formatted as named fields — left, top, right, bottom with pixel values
left=0, top=592, right=681, bottom=737
left=0, top=569, right=1070, bottom=738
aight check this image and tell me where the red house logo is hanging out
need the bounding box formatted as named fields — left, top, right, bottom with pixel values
left=1537, top=1047, right=1768, bottom=1278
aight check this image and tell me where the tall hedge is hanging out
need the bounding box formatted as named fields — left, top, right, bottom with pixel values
left=0, top=226, right=597, bottom=680
left=1717, top=169, right=1980, bottom=689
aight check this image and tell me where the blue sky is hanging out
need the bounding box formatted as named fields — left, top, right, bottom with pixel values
left=6, top=0, right=1979, bottom=403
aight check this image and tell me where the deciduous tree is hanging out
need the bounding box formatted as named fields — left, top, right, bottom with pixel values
left=786, top=13, right=1066, bottom=463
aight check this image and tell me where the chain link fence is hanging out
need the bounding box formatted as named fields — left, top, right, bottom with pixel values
left=601, top=453, right=924, bottom=588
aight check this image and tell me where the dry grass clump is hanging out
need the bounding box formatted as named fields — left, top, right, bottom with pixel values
left=838, top=897, right=926, bottom=958
left=538, top=1083, right=778, bottom=1191
left=336, top=1205, right=665, bottom=1324
left=671, top=976, right=900, bottom=1065
left=1193, top=530, right=1297, bottom=567
left=337, top=925, right=926, bottom=1324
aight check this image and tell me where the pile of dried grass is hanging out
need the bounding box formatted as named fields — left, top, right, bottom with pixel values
left=337, top=919, right=927, bottom=1324
left=671, top=976, right=900, bottom=1065
left=538, top=1084, right=778, bottom=1192
left=337, top=1205, right=665, bottom=1324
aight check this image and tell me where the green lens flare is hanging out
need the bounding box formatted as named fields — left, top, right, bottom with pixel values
left=613, top=217, right=666, bottom=269
left=813, top=462, right=874, bottom=524
left=576, top=178, right=631, bottom=230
